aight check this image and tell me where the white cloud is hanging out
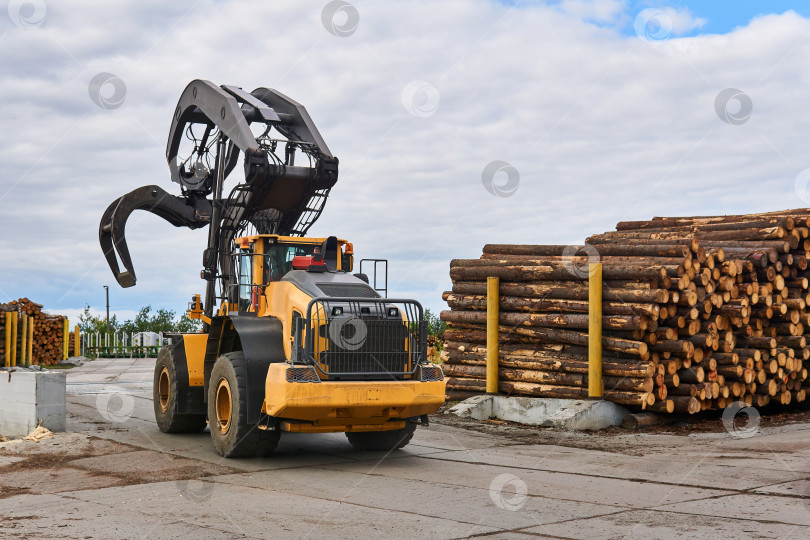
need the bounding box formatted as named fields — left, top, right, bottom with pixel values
left=558, top=0, right=626, bottom=24
left=663, top=6, right=707, bottom=35
left=0, top=1, right=807, bottom=320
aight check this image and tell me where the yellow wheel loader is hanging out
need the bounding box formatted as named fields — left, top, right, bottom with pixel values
left=99, top=80, right=445, bottom=457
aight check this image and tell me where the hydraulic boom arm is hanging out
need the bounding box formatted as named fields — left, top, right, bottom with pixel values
left=99, top=80, right=339, bottom=317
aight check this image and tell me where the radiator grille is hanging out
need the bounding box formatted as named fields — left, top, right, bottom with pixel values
left=286, top=366, right=320, bottom=382
left=320, top=319, right=410, bottom=376
left=420, top=364, right=444, bottom=382
left=317, top=283, right=379, bottom=298
left=292, top=297, right=426, bottom=380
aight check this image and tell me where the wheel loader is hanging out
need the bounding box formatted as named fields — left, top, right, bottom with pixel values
left=99, top=80, right=445, bottom=457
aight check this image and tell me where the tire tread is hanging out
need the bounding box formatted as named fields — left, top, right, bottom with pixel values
left=208, top=352, right=279, bottom=458
left=154, top=349, right=207, bottom=434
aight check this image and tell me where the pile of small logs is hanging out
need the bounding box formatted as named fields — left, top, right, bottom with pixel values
left=441, top=210, right=810, bottom=414
left=0, top=298, right=66, bottom=366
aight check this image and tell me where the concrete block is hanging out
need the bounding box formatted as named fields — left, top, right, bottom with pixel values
left=447, top=395, right=629, bottom=431
left=0, top=370, right=66, bottom=438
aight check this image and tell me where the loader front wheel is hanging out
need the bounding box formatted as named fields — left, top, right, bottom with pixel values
left=153, top=351, right=207, bottom=433
left=208, top=352, right=279, bottom=458
left=345, top=420, right=417, bottom=452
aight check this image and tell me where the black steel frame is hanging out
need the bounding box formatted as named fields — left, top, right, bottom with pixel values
left=359, top=259, right=389, bottom=298
left=291, top=297, right=428, bottom=380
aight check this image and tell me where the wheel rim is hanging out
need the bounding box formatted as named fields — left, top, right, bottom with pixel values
left=215, top=378, right=232, bottom=434
left=158, top=366, right=170, bottom=413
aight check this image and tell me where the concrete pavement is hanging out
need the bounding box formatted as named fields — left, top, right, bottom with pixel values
left=0, top=357, right=809, bottom=539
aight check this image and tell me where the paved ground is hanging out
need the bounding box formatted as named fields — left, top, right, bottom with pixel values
left=1, top=358, right=810, bottom=539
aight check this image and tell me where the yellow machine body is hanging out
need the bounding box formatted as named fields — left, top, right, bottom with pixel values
left=183, top=234, right=446, bottom=433
left=263, top=364, right=445, bottom=432
left=182, top=333, right=208, bottom=387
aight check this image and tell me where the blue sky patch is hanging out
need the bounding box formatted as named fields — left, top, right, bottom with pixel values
left=496, top=1, right=810, bottom=37
left=627, top=0, right=810, bottom=35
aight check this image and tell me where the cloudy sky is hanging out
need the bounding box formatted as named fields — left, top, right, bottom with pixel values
left=2, top=0, right=810, bottom=323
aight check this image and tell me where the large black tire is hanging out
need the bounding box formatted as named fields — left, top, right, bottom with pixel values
left=208, top=352, right=280, bottom=458
left=345, top=420, right=417, bottom=451
left=153, top=349, right=207, bottom=433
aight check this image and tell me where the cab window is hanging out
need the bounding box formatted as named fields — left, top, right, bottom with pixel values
left=238, top=250, right=252, bottom=310
left=264, top=244, right=319, bottom=282
left=341, top=249, right=352, bottom=272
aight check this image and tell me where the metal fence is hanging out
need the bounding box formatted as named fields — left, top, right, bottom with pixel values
left=82, top=331, right=172, bottom=358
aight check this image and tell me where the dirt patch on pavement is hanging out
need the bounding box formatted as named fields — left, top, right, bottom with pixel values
left=0, top=486, right=32, bottom=500
left=0, top=432, right=137, bottom=459
left=0, top=434, right=239, bottom=498
left=0, top=452, right=70, bottom=474
left=434, top=400, right=810, bottom=455
left=69, top=449, right=238, bottom=485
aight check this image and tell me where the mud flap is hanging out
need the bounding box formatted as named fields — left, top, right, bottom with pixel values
left=163, top=336, right=206, bottom=415
left=223, top=314, right=286, bottom=424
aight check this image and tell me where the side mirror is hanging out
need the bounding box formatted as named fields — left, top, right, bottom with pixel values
left=202, top=247, right=217, bottom=270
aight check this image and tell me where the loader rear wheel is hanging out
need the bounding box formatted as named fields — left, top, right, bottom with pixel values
left=345, top=420, right=417, bottom=452
left=153, top=352, right=207, bottom=433
left=208, top=352, right=280, bottom=458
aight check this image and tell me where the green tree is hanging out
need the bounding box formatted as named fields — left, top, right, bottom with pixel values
left=77, top=304, right=118, bottom=334
left=119, top=305, right=178, bottom=334
left=79, top=304, right=202, bottom=335
left=424, top=309, right=446, bottom=337
left=176, top=312, right=203, bottom=333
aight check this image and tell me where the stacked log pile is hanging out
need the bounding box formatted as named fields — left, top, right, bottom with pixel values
left=0, top=298, right=66, bottom=366
left=441, top=210, right=810, bottom=414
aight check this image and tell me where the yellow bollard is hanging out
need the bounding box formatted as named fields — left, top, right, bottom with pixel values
left=19, top=314, right=27, bottom=367
left=27, top=319, right=34, bottom=365
left=63, top=319, right=70, bottom=361
left=3, top=312, right=10, bottom=367
left=588, top=263, right=603, bottom=397
left=74, top=325, right=80, bottom=357
left=486, top=276, right=500, bottom=394
left=11, top=311, right=18, bottom=367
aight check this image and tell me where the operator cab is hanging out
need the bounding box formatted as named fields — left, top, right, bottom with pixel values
left=230, top=234, right=357, bottom=312
left=265, top=242, right=320, bottom=282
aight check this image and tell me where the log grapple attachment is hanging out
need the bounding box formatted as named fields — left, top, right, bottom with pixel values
left=99, top=80, right=338, bottom=297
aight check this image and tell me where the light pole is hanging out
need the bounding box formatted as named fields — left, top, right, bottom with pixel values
left=103, top=285, right=110, bottom=335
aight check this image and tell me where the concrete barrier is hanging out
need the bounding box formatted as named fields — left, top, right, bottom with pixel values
left=447, top=395, right=629, bottom=430
left=0, top=370, right=66, bottom=438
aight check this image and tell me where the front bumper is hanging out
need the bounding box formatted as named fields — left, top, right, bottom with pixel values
left=263, top=363, right=446, bottom=426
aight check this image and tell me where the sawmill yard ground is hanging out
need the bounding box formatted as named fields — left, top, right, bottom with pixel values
left=1, top=358, right=809, bottom=539
left=437, top=401, right=810, bottom=449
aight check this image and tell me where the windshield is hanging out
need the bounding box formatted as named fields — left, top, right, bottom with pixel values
left=265, top=243, right=320, bottom=282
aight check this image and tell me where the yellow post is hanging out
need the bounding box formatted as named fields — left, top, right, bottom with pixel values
left=588, top=263, right=603, bottom=397
left=252, top=239, right=265, bottom=313
left=27, top=319, right=34, bottom=365
left=486, top=276, right=500, bottom=394
left=19, top=314, right=27, bottom=367
left=74, top=325, right=80, bottom=357
left=3, top=312, right=10, bottom=367
left=10, top=311, right=18, bottom=367
left=63, top=319, right=70, bottom=361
